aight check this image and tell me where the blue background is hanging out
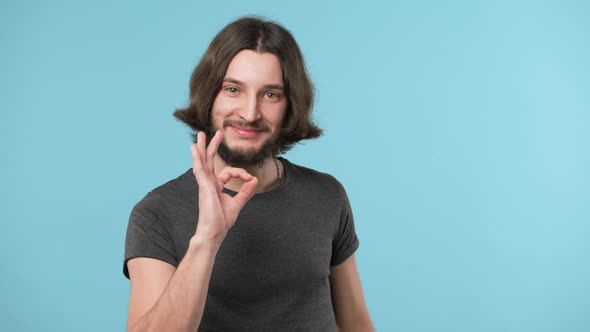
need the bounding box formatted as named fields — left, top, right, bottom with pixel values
left=1, top=0, right=589, bottom=331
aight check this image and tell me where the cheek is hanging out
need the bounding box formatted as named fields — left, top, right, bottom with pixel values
left=266, top=98, right=287, bottom=117
left=213, top=97, right=234, bottom=114
left=275, top=102, right=288, bottom=126
left=211, top=96, right=237, bottom=122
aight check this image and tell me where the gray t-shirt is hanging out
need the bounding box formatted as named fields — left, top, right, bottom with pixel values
left=123, top=158, right=359, bottom=331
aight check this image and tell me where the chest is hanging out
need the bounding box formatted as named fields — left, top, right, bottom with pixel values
left=171, top=196, right=339, bottom=302
left=218, top=198, right=337, bottom=293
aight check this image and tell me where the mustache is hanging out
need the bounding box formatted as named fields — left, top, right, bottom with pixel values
left=223, top=120, right=270, bottom=132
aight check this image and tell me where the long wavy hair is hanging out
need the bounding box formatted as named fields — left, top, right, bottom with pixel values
left=173, top=17, right=322, bottom=154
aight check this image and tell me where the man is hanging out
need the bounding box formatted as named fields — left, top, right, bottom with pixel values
left=123, top=17, right=375, bottom=331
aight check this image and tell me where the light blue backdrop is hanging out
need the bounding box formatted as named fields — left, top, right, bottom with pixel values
left=1, top=0, right=588, bottom=331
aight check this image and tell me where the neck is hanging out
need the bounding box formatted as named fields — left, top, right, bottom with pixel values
left=214, top=156, right=282, bottom=193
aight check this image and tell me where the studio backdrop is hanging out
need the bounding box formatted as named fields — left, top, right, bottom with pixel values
left=1, top=1, right=588, bottom=331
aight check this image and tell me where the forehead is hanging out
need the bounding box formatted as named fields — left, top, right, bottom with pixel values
left=224, top=50, right=283, bottom=85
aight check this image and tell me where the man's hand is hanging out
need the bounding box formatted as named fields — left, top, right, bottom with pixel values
left=190, top=130, right=258, bottom=247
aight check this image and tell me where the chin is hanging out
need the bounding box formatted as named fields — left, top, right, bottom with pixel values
left=218, top=138, right=279, bottom=167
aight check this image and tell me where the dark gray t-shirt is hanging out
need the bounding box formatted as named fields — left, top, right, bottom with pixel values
left=123, top=158, right=359, bottom=331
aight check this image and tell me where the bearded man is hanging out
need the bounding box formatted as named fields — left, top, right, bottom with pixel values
left=123, top=17, right=375, bottom=332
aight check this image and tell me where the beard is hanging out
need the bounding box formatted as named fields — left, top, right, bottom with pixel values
left=209, top=120, right=281, bottom=167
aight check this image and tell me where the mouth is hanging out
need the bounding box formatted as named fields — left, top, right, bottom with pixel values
left=229, top=125, right=264, bottom=138
left=223, top=120, right=270, bottom=139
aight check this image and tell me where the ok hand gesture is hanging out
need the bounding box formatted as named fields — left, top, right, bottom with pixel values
left=190, top=130, right=258, bottom=248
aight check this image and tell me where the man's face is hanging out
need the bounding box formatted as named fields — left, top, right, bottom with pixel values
left=210, top=50, right=288, bottom=167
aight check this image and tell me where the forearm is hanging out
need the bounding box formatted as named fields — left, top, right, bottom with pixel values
left=337, top=321, right=376, bottom=332
left=335, top=308, right=375, bottom=332
left=129, top=237, right=219, bottom=332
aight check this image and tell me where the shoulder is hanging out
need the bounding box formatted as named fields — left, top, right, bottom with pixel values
left=283, top=159, right=348, bottom=198
left=133, top=169, right=197, bottom=213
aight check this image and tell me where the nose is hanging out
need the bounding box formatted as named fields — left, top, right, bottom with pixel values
left=238, top=94, right=262, bottom=122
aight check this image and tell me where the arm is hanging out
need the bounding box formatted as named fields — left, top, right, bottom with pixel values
left=126, top=131, right=257, bottom=332
left=330, top=255, right=375, bottom=332
left=127, top=239, right=218, bottom=331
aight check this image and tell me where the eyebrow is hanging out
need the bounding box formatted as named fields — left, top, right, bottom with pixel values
left=223, top=77, right=284, bottom=90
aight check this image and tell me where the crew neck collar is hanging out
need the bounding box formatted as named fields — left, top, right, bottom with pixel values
left=186, top=157, right=293, bottom=198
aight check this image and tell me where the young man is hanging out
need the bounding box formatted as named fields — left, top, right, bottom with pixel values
left=123, top=17, right=375, bottom=331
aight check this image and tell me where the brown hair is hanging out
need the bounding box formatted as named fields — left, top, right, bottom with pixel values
left=173, top=16, right=322, bottom=154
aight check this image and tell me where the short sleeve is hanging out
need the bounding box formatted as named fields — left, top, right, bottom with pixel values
left=330, top=185, right=360, bottom=266
left=123, top=192, right=178, bottom=279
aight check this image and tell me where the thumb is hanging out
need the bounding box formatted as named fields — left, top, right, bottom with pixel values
left=232, top=176, right=258, bottom=210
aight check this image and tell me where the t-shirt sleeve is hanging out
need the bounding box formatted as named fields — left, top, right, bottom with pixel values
left=123, top=192, right=178, bottom=279
left=330, top=184, right=360, bottom=267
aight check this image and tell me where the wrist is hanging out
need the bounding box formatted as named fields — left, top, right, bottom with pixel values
left=189, top=232, right=224, bottom=254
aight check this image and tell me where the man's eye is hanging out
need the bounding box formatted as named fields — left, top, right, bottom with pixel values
left=265, top=92, right=280, bottom=100
left=225, top=87, right=239, bottom=94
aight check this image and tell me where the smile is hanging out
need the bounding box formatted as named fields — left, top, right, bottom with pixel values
left=229, top=125, right=264, bottom=138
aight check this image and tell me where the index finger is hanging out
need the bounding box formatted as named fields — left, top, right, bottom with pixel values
left=206, top=130, right=223, bottom=175
left=191, top=143, right=205, bottom=183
